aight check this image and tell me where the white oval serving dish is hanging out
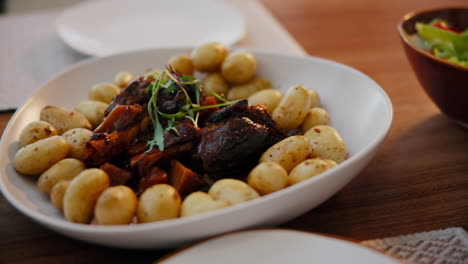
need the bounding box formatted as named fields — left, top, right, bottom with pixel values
left=0, top=48, right=392, bottom=249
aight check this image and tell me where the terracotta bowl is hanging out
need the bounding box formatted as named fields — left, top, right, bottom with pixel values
left=398, top=7, right=468, bottom=127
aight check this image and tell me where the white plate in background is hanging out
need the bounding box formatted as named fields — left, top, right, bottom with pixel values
left=56, top=0, right=245, bottom=56
left=158, top=229, right=401, bottom=264
left=0, top=48, right=392, bottom=248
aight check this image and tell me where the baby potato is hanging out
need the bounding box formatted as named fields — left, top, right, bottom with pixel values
left=168, top=55, right=194, bottom=76
left=62, top=128, right=93, bottom=160
left=37, top=158, right=86, bottom=194
left=63, top=169, right=110, bottom=224
left=202, top=72, right=229, bottom=97
left=19, top=121, right=58, bottom=147
left=247, top=89, right=282, bottom=112
left=227, top=78, right=272, bottom=101
left=89, top=83, right=120, bottom=103
left=50, top=180, right=70, bottom=210
left=40, top=106, right=92, bottom=134
left=301, top=107, right=331, bottom=133
left=324, top=159, right=338, bottom=168
left=181, top=192, right=230, bottom=217
left=289, top=158, right=337, bottom=185
left=308, top=89, right=321, bottom=109
left=208, top=179, right=259, bottom=205
left=95, top=185, right=137, bottom=225
left=221, top=51, right=257, bottom=84
left=304, top=125, right=348, bottom=163
left=137, top=184, right=181, bottom=223
left=272, top=85, right=311, bottom=130
left=13, top=136, right=69, bottom=175
left=74, top=100, right=108, bottom=129
left=191, top=42, right=228, bottom=72
left=259, top=135, right=312, bottom=172
left=114, top=71, right=135, bottom=88
left=247, top=162, right=289, bottom=195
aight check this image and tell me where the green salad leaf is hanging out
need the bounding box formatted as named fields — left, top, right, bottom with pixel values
left=415, top=19, right=468, bottom=67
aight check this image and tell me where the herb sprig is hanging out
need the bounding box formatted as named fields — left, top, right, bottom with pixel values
left=146, top=68, right=237, bottom=152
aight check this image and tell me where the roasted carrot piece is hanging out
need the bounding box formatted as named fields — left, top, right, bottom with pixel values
left=169, top=160, right=204, bottom=196
left=100, top=162, right=132, bottom=186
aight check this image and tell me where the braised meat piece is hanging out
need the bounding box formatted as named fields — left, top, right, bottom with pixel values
left=243, top=105, right=288, bottom=145
left=131, top=142, right=194, bottom=180
left=205, top=100, right=248, bottom=124
left=204, top=101, right=287, bottom=145
left=84, top=105, right=146, bottom=167
left=100, top=163, right=132, bottom=186
left=241, top=104, right=277, bottom=128
left=163, top=122, right=198, bottom=149
left=195, top=116, right=276, bottom=172
left=132, top=143, right=194, bottom=194
left=95, top=104, right=144, bottom=133
left=84, top=123, right=141, bottom=167
left=158, top=89, right=187, bottom=114
left=105, top=76, right=152, bottom=115
left=138, top=166, right=168, bottom=193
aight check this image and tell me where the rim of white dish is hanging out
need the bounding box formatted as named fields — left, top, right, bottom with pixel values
left=155, top=229, right=403, bottom=264
left=0, top=47, right=393, bottom=234
left=55, top=0, right=246, bottom=56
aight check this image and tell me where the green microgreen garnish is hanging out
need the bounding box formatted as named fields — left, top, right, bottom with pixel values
left=210, top=91, right=229, bottom=103
left=145, top=68, right=239, bottom=152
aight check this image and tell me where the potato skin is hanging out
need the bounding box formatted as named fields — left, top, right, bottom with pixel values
left=37, top=158, right=86, bottom=194
left=304, top=125, right=348, bottom=163
left=137, top=184, right=181, bottom=223
left=19, top=121, right=58, bottom=147
left=289, top=158, right=337, bottom=185
left=308, top=89, right=321, bottom=109
left=208, top=179, right=259, bottom=205
left=40, top=106, right=92, bottom=134
left=168, top=55, right=194, bottom=76
left=62, top=128, right=93, bottom=160
left=259, top=135, right=312, bottom=172
left=95, top=186, right=137, bottom=225
left=63, top=169, right=110, bottom=224
left=114, top=71, right=135, bottom=88
left=247, top=162, right=289, bottom=195
left=227, top=78, right=272, bottom=101
left=181, top=192, right=230, bottom=217
left=247, top=89, right=282, bottom=112
left=89, top=83, right=120, bottom=103
left=221, top=51, right=257, bottom=84
left=191, top=42, right=228, bottom=72
left=272, top=85, right=311, bottom=130
left=74, top=100, right=108, bottom=129
left=301, top=107, right=330, bottom=133
left=202, top=72, right=229, bottom=97
left=50, top=180, right=70, bottom=210
left=13, top=136, right=70, bottom=175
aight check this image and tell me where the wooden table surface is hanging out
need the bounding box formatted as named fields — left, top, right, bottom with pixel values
left=1, top=0, right=468, bottom=263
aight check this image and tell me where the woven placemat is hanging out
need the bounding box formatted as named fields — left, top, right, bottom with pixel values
left=362, top=227, right=468, bottom=263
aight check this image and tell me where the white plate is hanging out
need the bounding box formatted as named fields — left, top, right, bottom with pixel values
left=158, top=229, right=401, bottom=264
left=56, top=0, right=245, bottom=56
left=0, top=48, right=393, bottom=249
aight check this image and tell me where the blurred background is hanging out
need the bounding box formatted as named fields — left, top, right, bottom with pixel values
left=1, top=0, right=86, bottom=13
